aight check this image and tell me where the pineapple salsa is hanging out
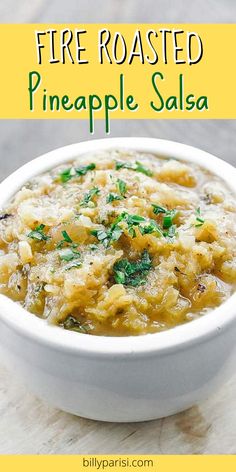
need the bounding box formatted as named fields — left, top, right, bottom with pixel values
left=0, top=150, right=236, bottom=336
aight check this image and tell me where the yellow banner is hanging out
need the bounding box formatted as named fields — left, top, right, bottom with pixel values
left=0, top=455, right=236, bottom=472
left=0, top=24, right=236, bottom=129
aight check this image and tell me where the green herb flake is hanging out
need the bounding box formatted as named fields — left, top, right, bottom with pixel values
left=117, top=178, right=127, bottom=196
left=115, top=161, right=133, bottom=171
left=123, top=213, right=145, bottom=238
left=114, top=270, right=126, bottom=284
left=152, top=204, right=167, bottom=215
left=80, top=187, right=100, bottom=207
left=113, top=250, right=152, bottom=287
left=163, top=210, right=177, bottom=229
left=139, top=219, right=163, bottom=237
left=109, top=225, right=123, bottom=242
left=60, top=163, right=96, bottom=183
left=111, top=212, right=146, bottom=239
left=126, top=214, right=146, bottom=225
left=115, top=160, right=153, bottom=177
left=60, top=167, right=76, bottom=183
left=56, top=230, right=77, bottom=249
left=63, top=315, right=89, bottom=333
left=163, top=225, right=177, bottom=239
left=28, top=224, right=50, bottom=241
left=195, top=207, right=205, bottom=227
left=135, top=161, right=153, bottom=177
left=65, top=260, right=82, bottom=270
left=90, top=208, right=178, bottom=250
left=90, top=229, right=108, bottom=242
left=91, top=224, right=123, bottom=248
left=75, top=163, right=96, bottom=176
left=106, top=193, right=123, bottom=203
left=61, top=230, right=72, bottom=243
left=59, top=247, right=81, bottom=262
left=152, top=204, right=178, bottom=233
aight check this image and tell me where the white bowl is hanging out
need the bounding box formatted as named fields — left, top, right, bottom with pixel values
left=0, top=137, right=236, bottom=423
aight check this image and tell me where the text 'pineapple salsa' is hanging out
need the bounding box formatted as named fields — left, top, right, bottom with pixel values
left=0, top=150, right=236, bottom=336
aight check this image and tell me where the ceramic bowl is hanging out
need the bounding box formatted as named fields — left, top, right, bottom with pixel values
left=0, top=137, right=236, bottom=422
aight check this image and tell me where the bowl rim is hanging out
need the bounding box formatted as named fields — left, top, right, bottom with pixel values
left=0, top=136, right=236, bottom=359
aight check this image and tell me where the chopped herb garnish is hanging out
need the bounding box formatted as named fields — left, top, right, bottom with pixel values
left=163, top=224, right=177, bottom=239
left=195, top=207, right=205, bottom=227
left=106, top=193, right=123, bottom=203
left=63, top=315, right=89, bottom=333
left=115, top=161, right=133, bottom=171
left=80, top=187, right=100, bottom=207
left=91, top=224, right=123, bottom=248
left=106, top=178, right=127, bottom=203
left=152, top=204, right=177, bottom=231
left=113, top=250, right=152, bottom=287
left=60, top=163, right=96, bottom=183
left=59, top=247, right=81, bottom=262
left=125, top=213, right=146, bottom=238
left=60, top=167, right=76, bottom=183
left=115, top=160, right=153, bottom=177
left=56, top=230, right=78, bottom=249
left=90, top=229, right=107, bottom=241
left=65, top=260, right=82, bottom=270
left=109, top=225, right=124, bottom=242
left=117, top=178, right=127, bottom=196
left=126, top=214, right=145, bottom=224
left=196, top=218, right=205, bottom=227
left=91, top=207, right=177, bottom=249
left=135, top=161, right=153, bottom=177
left=75, top=163, right=96, bottom=176
left=163, top=210, right=177, bottom=229
left=112, top=212, right=146, bottom=239
left=61, top=230, right=72, bottom=243
left=28, top=224, right=50, bottom=241
left=140, top=222, right=176, bottom=240
left=152, top=204, right=167, bottom=215
left=139, top=219, right=163, bottom=237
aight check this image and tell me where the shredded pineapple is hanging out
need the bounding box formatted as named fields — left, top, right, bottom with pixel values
left=0, top=150, right=236, bottom=336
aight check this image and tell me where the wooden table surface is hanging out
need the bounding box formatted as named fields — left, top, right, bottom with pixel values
left=0, top=0, right=236, bottom=455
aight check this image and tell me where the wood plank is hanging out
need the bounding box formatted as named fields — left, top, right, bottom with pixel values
left=0, top=364, right=235, bottom=454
